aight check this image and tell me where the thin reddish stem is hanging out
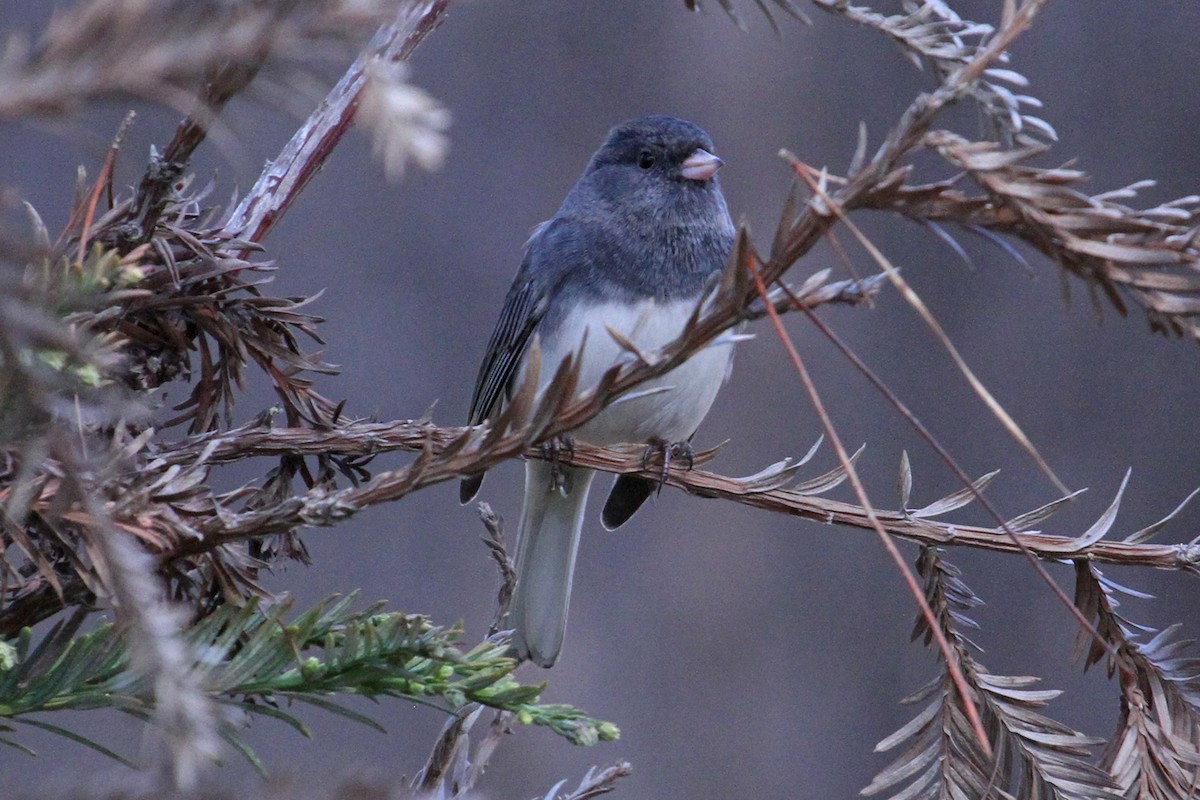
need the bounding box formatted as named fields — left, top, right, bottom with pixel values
left=745, top=255, right=993, bottom=759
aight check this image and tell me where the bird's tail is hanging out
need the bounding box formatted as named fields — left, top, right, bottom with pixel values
left=509, top=461, right=596, bottom=668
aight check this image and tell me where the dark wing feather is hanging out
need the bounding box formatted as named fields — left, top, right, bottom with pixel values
left=460, top=245, right=551, bottom=504
left=466, top=277, right=545, bottom=425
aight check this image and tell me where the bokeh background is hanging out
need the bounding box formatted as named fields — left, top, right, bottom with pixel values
left=5, top=1, right=1200, bottom=797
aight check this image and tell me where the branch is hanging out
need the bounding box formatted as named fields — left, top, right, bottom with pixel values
left=1074, top=563, right=1200, bottom=798
left=928, top=133, right=1200, bottom=339
left=221, top=0, right=451, bottom=244
left=812, top=0, right=1055, bottom=148
left=131, top=415, right=1200, bottom=574
left=867, top=548, right=1119, bottom=800
left=761, top=0, right=1050, bottom=301
left=0, top=0, right=394, bottom=119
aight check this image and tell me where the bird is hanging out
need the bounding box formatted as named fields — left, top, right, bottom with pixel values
left=461, top=115, right=736, bottom=667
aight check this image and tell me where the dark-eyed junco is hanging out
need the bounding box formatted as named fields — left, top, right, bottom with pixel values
left=462, top=115, right=736, bottom=667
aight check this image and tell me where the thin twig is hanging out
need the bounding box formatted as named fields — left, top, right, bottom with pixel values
left=792, top=163, right=1117, bottom=661
left=745, top=252, right=992, bottom=757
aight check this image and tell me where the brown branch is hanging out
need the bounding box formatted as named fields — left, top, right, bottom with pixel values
left=928, top=132, right=1200, bottom=339
left=1075, top=562, right=1200, bottom=796
left=143, top=415, right=1200, bottom=574
left=0, top=1, right=458, bottom=639
left=765, top=1, right=1049, bottom=288
left=846, top=138, right=1200, bottom=343
left=0, top=0, right=393, bottom=119
left=221, top=0, right=451, bottom=244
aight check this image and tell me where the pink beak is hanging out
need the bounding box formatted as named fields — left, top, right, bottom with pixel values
left=680, top=148, right=723, bottom=181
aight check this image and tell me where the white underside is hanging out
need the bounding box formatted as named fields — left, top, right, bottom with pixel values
left=533, top=297, right=734, bottom=445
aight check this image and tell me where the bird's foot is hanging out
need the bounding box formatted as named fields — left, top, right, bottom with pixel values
left=641, top=438, right=696, bottom=493
left=541, top=434, right=576, bottom=493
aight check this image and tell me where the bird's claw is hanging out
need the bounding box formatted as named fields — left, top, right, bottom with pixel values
left=541, top=435, right=576, bottom=493
left=641, top=438, right=696, bottom=493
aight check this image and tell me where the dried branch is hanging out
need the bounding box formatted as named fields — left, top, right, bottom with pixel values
left=303, top=450, right=1200, bottom=566
left=477, top=503, right=516, bottom=637
left=551, top=761, right=634, bottom=800
left=866, top=549, right=1120, bottom=800
left=223, top=0, right=451, bottom=243
left=928, top=133, right=1200, bottom=340
left=3, top=0, right=1200, bottom=794
left=16, top=412, right=1180, bottom=646
left=0, top=0, right=393, bottom=119
left=1075, top=563, right=1200, bottom=798
left=75, top=413, right=1177, bottom=589
left=812, top=0, right=1055, bottom=147
left=0, top=6, right=459, bottom=768
left=865, top=549, right=998, bottom=800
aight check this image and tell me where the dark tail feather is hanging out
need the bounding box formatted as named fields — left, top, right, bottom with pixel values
left=601, top=474, right=656, bottom=530
left=460, top=473, right=485, bottom=504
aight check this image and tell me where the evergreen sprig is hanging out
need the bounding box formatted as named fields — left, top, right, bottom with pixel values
left=0, top=594, right=617, bottom=770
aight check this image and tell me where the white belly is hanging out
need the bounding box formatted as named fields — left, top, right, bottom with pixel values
left=535, top=298, right=734, bottom=446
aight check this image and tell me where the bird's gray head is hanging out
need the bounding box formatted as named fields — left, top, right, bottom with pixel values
left=569, top=115, right=728, bottom=223
left=588, top=115, right=722, bottom=180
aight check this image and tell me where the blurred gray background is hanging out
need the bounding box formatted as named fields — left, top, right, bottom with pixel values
left=5, top=1, right=1200, bottom=797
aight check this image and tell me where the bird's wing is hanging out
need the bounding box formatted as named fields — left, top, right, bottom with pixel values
left=466, top=244, right=552, bottom=425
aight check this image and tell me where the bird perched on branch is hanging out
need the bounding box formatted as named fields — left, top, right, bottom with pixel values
left=462, top=115, right=737, bottom=667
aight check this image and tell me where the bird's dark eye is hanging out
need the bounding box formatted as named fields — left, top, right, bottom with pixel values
left=637, top=151, right=656, bottom=170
